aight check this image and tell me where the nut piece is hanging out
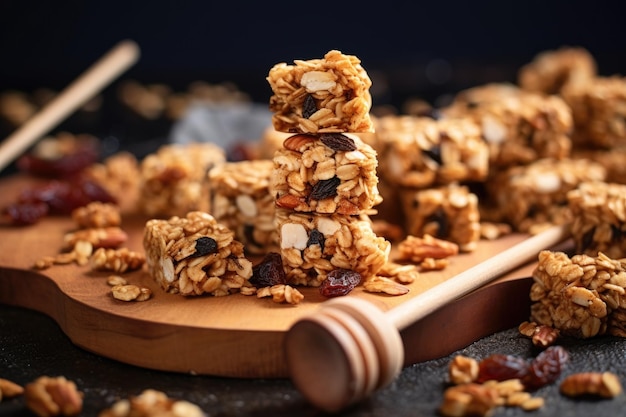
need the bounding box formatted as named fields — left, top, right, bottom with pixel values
left=518, top=321, right=560, bottom=348
left=449, top=355, right=479, bottom=385
left=111, top=284, right=152, bottom=302
left=24, top=376, right=83, bottom=417
left=0, top=377, right=24, bottom=400
left=396, top=234, right=459, bottom=263
left=90, top=248, right=146, bottom=273
left=560, top=372, right=623, bottom=398
left=439, top=383, right=499, bottom=417
left=98, top=389, right=205, bottom=417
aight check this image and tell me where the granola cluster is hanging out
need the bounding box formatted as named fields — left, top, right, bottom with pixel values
left=271, top=133, right=381, bottom=215
left=267, top=49, right=374, bottom=134
left=143, top=211, right=253, bottom=296
left=487, top=158, right=607, bottom=233
left=568, top=181, right=626, bottom=258
left=99, top=389, right=205, bottom=417
left=530, top=250, right=626, bottom=338
left=373, top=115, right=489, bottom=188
left=209, top=159, right=278, bottom=255
left=138, top=143, right=225, bottom=217
left=442, top=84, right=573, bottom=169
left=276, top=209, right=390, bottom=286
left=400, top=184, right=480, bottom=252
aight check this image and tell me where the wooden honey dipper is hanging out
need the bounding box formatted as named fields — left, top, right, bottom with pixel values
left=285, top=224, right=570, bottom=412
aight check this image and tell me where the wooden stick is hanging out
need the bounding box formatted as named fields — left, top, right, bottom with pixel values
left=0, top=40, right=140, bottom=172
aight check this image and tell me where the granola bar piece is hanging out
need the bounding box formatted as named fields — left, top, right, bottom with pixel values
left=487, top=158, right=606, bottom=233
left=272, top=132, right=382, bottom=215
left=208, top=159, right=278, bottom=255
left=442, top=84, right=573, bottom=168
left=530, top=250, right=626, bottom=338
left=561, top=76, right=626, bottom=149
left=373, top=115, right=489, bottom=188
left=518, top=47, right=597, bottom=95
left=568, top=181, right=626, bottom=258
left=267, top=50, right=374, bottom=134
left=143, top=211, right=253, bottom=296
left=400, top=184, right=480, bottom=252
left=138, top=143, right=226, bottom=217
left=275, top=208, right=390, bottom=286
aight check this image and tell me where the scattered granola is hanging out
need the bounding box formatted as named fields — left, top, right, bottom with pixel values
left=71, top=201, right=121, bottom=228
left=256, top=284, right=304, bottom=305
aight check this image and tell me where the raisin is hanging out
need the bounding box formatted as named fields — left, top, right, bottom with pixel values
left=319, top=269, right=361, bottom=298
left=476, top=354, right=530, bottom=383
left=310, top=176, right=340, bottom=200
left=4, top=202, right=49, bottom=225
left=302, top=94, right=317, bottom=119
left=306, top=229, right=325, bottom=252
left=191, top=237, right=218, bottom=257
left=524, top=346, right=569, bottom=390
left=425, top=207, right=449, bottom=239
left=580, top=227, right=595, bottom=252
left=423, top=143, right=442, bottom=165
left=319, top=133, right=357, bottom=152
left=250, top=252, right=286, bottom=287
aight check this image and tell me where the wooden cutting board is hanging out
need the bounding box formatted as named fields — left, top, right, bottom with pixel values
left=0, top=174, right=540, bottom=378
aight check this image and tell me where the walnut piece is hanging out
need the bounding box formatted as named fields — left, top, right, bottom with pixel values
left=98, top=389, right=205, bottom=417
left=518, top=321, right=560, bottom=348
left=448, top=355, right=479, bottom=385
left=396, top=234, right=459, bottom=263
left=24, top=376, right=82, bottom=417
left=560, top=372, right=623, bottom=398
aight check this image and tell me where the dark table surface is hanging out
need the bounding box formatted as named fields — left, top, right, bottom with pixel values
left=1, top=303, right=625, bottom=417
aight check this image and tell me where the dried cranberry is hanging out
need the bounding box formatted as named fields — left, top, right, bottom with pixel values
left=17, top=139, right=99, bottom=178
left=4, top=202, right=49, bottom=225
left=524, top=346, right=569, bottom=390
left=319, top=269, right=361, bottom=298
left=476, top=354, right=530, bottom=383
left=250, top=252, right=286, bottom=287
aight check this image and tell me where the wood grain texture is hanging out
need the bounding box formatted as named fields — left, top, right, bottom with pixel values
left=0, top=175, right=540, bottom=378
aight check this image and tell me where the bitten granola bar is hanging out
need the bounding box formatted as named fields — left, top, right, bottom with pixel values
left=442, top=84, right=573, bottom=169
left=209, top=159, right=278, bottom=255
left=275, top=208, right=390, bottom=286
left=400, top=184, right=480, bottom=252
left=373, top=115, right=489, bottom=188
left=487, top=158, right=606, bottom=234
left=138, top=143, right=226, bottom=218
left=143, top=211, right=253, bottom=296
left=271, top=132, right=381, bottom=215
left=562, top=76, right=626, bottom=149
left=267, top=50, right=374, bottom=134
left=518, top=47, right=597, bottom=95
left=568, top=181, right=626, bottom=258
left=530, top=250, right=626, bottom=338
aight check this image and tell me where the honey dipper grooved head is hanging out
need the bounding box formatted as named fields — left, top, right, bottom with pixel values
left=285, top=297, right=404, bottom=412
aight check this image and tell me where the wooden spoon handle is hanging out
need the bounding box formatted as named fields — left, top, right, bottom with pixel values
left=387, top=224, right=569, bottom=330
left=0, top=39, right=140, bottom=172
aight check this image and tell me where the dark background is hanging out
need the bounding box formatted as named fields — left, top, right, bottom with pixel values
left=2, top=0, right=626, bottom=108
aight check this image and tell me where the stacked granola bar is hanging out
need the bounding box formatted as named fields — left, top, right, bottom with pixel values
left=267, top=50, right=390, bottom=286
